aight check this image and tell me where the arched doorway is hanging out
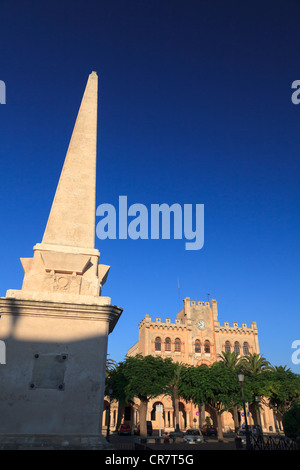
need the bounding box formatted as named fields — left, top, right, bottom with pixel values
left=204, top=405, right=217, bottom=427
left=150, top=401, right=165, bottom=432
left=102, top=399, right=110, bottom=429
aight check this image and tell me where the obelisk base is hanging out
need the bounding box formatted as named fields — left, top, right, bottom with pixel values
left=0, top=297, right=122, bottom=447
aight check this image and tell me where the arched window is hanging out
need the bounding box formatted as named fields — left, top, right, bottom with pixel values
left=165, top=337, right=171, bottom=351
left=234, top=342, right=240, bottom=355
left=151, top=402, right=163, bottom=421
left=155, top=337, right=161, bottom=351
left=175, top=338, right=181, bottom=352
left=204, top=340, right=210, bottom=354
left=195, top=340, right=201, bottom=353
left=225, top=341, right=231, bottom=353
left=243, top=342, right=249, bottom=355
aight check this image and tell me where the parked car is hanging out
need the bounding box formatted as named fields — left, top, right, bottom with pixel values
left=118, top=424, right=131, bottom=435
left=133, top=421, right=153, bottom=436
left=201, top=425, right=218, bottom=436
left=183, top=429, right=204, bottom=444
left=168, top=430, right=184, bottom=438
left=237, top=425, right=262, bottom=444
left=249, top=425, right=263, bottom=437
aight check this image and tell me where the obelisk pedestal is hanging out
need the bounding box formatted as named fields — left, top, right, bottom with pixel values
left=0, top=72, right=122, bottom=449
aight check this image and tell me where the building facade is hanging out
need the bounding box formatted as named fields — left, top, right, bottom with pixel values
left=103, top=297, right=279, bottom=434
left=127, top=297, right=259, bottom=364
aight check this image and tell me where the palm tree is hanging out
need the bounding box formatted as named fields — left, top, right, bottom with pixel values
left=105, top=356, right=118, bottom=376
left=239, top=353, right=271, bottom=375
left=163, top=361, right=186, bottom=432
left=218, top=350, right=241, bottom=369
left=238, top=353, right=271, bottom=429
left=218, top=351, right=242, bottom=432
left=269, top=364, right=291, bottom=373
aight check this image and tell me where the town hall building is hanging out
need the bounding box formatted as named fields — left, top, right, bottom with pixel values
left=104, top=297, right=279, bottom=434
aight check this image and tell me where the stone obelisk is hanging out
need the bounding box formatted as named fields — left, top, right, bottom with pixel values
left=0, top=72, right=122, bottom=449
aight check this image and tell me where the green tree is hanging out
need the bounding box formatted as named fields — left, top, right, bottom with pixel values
left=282, top=403, right=300, bottom=438
left=205, top=362, right=244, bottom=441
left=205, top=416, right=212, bottom=426
left=262, top=366, right=300, bottom=431
left=179, top=362, right=243, bottom=441
left=178, top=364, right=208, bottom=429
left=105, top=361, right=131, bottom=431
left=122, top=355, right=176, bottom=437
left=269, top=366, right=300, bottom=413
left=179, top=364, right=207, bottom=402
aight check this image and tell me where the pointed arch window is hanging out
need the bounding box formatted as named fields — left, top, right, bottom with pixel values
left=234, top=342, right=240, bottom=355
left=204, top=340, right=210, bottom=354
left=243, top=342, right=249, bottom=355
left=195, top=340, right=201, bottom=353
left=165, top=337, right=171, bottom=351
left=175, top=338, right=181, bottom=352
left=155, top=337, right=161, bottom=351
left=225, top=341, right=231, bottom=353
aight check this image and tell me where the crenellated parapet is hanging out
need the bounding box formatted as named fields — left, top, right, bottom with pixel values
left=139, top=314, right=185, bottom=330
left=187, top=299, right=211, bottom=307
left=215, top=320, right=258, bottom=334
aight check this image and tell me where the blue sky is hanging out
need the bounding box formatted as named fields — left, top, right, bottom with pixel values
left=0, top=1, right=299, bottom=371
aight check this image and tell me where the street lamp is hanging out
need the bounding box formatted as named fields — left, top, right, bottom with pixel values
left=255, top=395, right=263, bottom=437
left=106, top=386, right=113, bottom=442
left=237, top=371, right=252, bottom=450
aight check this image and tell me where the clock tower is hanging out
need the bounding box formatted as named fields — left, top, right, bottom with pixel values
left=176, top=297, right=219, bottom=365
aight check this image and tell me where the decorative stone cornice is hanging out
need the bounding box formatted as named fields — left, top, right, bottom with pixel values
left=0, top=297, right=122, bottom=333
